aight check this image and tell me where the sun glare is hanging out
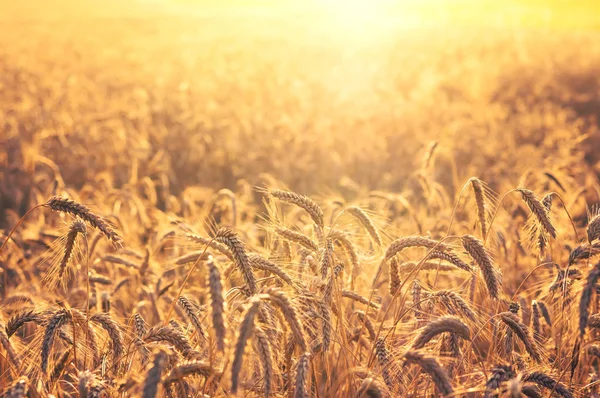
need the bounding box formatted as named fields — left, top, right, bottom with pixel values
left=307, top=0, right=418, bottom=40
left=319, top=0, right=384, bottom=17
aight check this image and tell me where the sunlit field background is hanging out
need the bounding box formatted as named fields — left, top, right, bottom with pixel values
left=2, top=0, right=599, bottom=203
left=2, top=0, right=600, bottom=396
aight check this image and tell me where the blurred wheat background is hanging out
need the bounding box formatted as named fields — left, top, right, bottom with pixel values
left=1, top=0, right=600, bottom=397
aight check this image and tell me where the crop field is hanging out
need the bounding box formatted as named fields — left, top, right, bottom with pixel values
left=1, top=0, right=600, bottom=397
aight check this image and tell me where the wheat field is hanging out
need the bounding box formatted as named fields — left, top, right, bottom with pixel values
left=1, top=0, right=600, bottom=397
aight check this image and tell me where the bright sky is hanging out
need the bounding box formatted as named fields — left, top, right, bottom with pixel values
left=1, top=0, right=598, bottom=32
left=142, top=0, right=600, bottom=30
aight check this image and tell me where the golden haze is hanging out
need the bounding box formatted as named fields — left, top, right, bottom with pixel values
left=1, top=0, right=600, bottom=397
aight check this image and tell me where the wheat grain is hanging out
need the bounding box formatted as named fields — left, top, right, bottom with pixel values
left=46, top=196, right=122, bottom=245
left=568, top=242, right=600, bottom=265
left=163, top=360, right=216, bottom=385
left=537, top=301, right=552, bottom=327
left=329, top=230, right=360, bottom=279
left=207, top=258, right=226, bottom=352
left=186, top=233, right=235, bottom=261
left=231, top=297, right=260, bottom=394
left=411, top=316, right=470, bottom=350
left=143, top=349, right=167, bottom=398
left=70, top=308, right=100, bottom=367
left=90, top=312, right=124, bottom=371
left=461, top=234, right=501, bottom=300
left=294, top=352, right=310, bottom=398
left=431, top=290, right=476, bottom=321
left=347, top=206, right=382, bottom=248
left=0, top=323, right=20, bottom=369
left=403, top=350, right=453, bottom=396
left=78, top=370, right=94, bottom=398
left=375, top=338, right=394, bottom=388
left=354, top=310, right=376, bottom=341
left=499, top=312, right=541, bottom=363
left=44, top=218, right=86, bottom=287
left=471, top=178, right=488, bottom=238
left=41, top=309, right=72, bottom=374
left=174, top=250, right=212, bottom=265
left=397, top=260, right=467, bottom=274
left=6, top=309, right=42, bottom=338
left=388, top=257, right=401, bottom=295
left=320, top=238, right=334, bottom=279
left=275, top=227, right=318, bottom=252
left=517, top=189, right=557, bottom=239
left=3, top=377, right=29, bottom=398
left=579, top=262, right=600, bottom=336
left=144, top=325, right=196, bottom=359
left=588, top=209, right=600, bottom=242
left=50, top=350, right=71, bottom=384
left=426, top=249, right=473, bottom=272
left=253, top=326, right=274, bottom=397
left=263, top=288, right=308, bottom=352
left=484, top=365, right=514, bottom=398
left=341, top=290, right=381, bottom=309
left=531, top=300, right=541, bottom=342
left=522, top=371, right=573, bottom=398
left=214, top=227, right=257, bottom=295
left=177, top=296, right=207, bottom=341
left=355, top=377, right=389, bottom=398
left=269, top=189, right=324, bottom=230
left=249, top=254, right=296, bottom=287
left=384, top=236, right=452, bottom=261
